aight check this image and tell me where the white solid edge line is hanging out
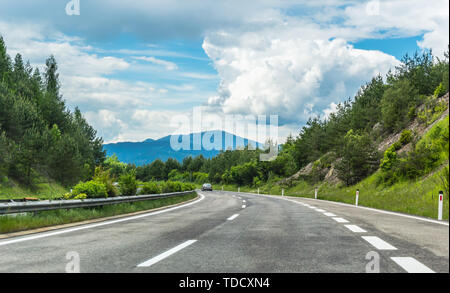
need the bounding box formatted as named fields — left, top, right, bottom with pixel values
left=344, top=224, right=367, bottom=233
left=227, top=214, right=240, bottom=221
left=362, top=236, right=397, bottom=250
left=315, top=209, right=326, bottom=212
left=391, top=257, right=435, bottom=273
left=232, top=191, right=449, bottom=226
left=137, top=240, right=197, bottom=267
left=332, top=217, right=349, bottom=223
left=0, top=193, right=206, bottom=247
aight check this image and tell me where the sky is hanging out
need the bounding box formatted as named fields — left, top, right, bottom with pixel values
left=0, top=0, right=448, bottom=144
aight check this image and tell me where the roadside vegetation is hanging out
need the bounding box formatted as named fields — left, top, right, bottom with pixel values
left=0, top=192, right=197, bottom=234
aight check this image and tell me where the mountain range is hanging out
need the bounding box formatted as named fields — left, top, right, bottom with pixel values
left=103, top=131, right=265, bottom=165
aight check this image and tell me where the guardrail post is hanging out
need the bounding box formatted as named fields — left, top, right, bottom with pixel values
left=355, top=189, right=359, bottom=206
left=315, top=187, right=318, bottom=199
left=438, top=191, right=444, bottom=221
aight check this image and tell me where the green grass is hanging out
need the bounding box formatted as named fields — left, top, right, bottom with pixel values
left=0, top=181, right=68, bottom=200
left=0, top=192, right=197, bottom=234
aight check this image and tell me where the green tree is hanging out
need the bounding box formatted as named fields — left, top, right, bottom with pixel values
left=335, top=130, right=380, bottom=186
left=381, top=79, right=419, bottom=132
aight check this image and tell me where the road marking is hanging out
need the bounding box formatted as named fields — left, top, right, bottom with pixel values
left=332, top=217, right=349, bottom=223
left=323, top=212, right=337, bottom=217
left=315, top=209, right=326, bottom=212
left=232, top=191, right=448, bottom=226
left=242, top=205, right=246, bottom=209
left=362, top=236, right=397, bottom=250
left=391, top=257, right=435, bottom=273
left=242, top=200, right=246, bottom=203
left=307, top=206, right=316, bottom=209
left=137, top=240, right=197, bottom=267
left=344, top=225, right=367, bottom=233
left=0, top=194, right=205, bottom=247
left=227, top=214, right=240, bottom=221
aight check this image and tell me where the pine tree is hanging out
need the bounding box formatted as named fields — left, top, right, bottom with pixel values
left=0, top=36, right=12, bottom=84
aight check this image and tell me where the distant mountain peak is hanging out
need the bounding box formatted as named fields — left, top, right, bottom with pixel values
left=104, top=131, right=264, bottom=165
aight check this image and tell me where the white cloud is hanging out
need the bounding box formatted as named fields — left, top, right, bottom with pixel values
left=132, top=56, right=178, bottom=70
left=343, top=0, right=449, bottom=57
left=203, top=33, right=399, bottom=124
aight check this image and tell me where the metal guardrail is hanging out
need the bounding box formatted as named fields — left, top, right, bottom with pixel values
left=0, top=191, right=197, bottom=215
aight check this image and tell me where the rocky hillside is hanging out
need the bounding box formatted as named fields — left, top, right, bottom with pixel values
left=278, top=92, right=449, bottom=187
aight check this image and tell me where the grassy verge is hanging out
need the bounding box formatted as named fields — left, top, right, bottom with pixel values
left=0, top=192, right=197, bottom=234
left=213, top=167, right=449, bottom=220
left=0, top=182, right=68, bottom=200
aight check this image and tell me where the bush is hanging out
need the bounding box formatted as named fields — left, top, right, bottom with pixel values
left=181, top=182, right=196, bottom=191
left=392, top=141, right=402, bottom=151
left=159, top=181, right=195, bottom=193
left=399, top=130, right=413, bottom=146
left=93, top=166, right=118, bottom=197
left=434, top=82, right=446, bottom=98
left=74, top=193, right=87, bottom=200
left=161, top=181, right=183, bottom=193
left=72, top=181, right=108, bottom=198
left=139, top=182, right=161, bottom=195
left=193, top=172, right=209, bottom=184
left=119, top=170, right=137, bottom=196
left=380, top=145, right=397, bottom=172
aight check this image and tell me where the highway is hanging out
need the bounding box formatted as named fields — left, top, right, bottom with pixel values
left=0, top=191, right=448, bottom=273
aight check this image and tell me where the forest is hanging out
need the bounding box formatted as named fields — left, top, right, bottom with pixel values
left=0, top=36, right=105, bottom=188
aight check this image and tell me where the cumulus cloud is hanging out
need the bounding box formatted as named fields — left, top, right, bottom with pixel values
left=343, top=0, right=449, bottom=57
left=203, top=32, right=399, bottom=124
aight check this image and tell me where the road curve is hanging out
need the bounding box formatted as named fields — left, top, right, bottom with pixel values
left=0, top=191, right=447, bottom=273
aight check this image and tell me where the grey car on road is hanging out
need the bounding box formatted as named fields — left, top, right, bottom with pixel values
left=202, top=183, right=213, bottom=191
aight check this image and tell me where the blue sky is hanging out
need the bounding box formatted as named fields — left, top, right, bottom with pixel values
left=0, top=0, right=448, bottom=143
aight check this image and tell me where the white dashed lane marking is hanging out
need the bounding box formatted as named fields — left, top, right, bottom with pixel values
left=362, top=236, right=397, bottom=250
left=227, top=214, right=240, bottom=221
left=137, top=240, right=197, bottom=267
left=391, top=257, right=435, bottom=273
left=332, top=217, right=349, bottom=223
left=344, top=225, right=367, bottom=233
left=323, top=212, right=337, bottom=217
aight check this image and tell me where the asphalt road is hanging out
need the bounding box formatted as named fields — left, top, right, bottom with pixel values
left=0, top=191, right=448, bottom=273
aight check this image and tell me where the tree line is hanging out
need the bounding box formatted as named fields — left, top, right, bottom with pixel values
left=0, top=36, right=105, bottom=187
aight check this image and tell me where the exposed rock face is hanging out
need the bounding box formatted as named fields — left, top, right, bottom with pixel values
left=323, top=160, right=342, bottom=185
left=277, top=162, right=313, bottom=185
left=378, top=92, right=449, bottom=153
